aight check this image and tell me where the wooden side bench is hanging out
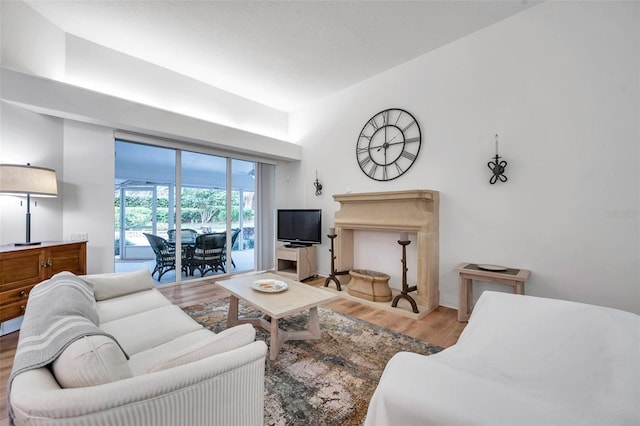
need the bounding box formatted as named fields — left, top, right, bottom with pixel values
left=454, top=262, right=531, bottom=322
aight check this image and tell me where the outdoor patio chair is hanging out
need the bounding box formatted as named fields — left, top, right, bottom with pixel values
left=144, top=233, right=188, bottom=281
left=192, top=232, right=227, bottom=276
left=229, top=228, right=242, bottom=268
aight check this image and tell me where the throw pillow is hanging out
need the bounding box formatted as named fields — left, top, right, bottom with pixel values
left=53, top=335, right=133, bottom=388
left=149, top=324, right=256, bottom=372
left=86, top=269, right=155, bottom=301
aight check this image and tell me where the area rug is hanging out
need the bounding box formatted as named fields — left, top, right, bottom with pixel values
left=182, top=298, right=443, bottom=426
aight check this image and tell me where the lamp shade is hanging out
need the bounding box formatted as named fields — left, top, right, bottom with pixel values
left=0, top=164, right=58, bottom=197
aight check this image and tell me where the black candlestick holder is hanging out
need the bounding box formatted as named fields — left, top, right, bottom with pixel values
left=324, top=233, right=349, bottom=291
left=391, top=239, right=419, bottom=313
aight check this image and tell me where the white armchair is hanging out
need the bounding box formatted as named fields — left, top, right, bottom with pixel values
left=366, top=291, right=640, bottom=426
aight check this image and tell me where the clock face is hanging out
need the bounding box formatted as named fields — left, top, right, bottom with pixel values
left=356, top=108, right=421, bottom=181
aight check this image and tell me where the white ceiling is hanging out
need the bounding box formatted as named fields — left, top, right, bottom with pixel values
left=24, top=0, right=538, bottom=112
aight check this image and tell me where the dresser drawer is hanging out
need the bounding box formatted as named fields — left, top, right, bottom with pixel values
left=0, top=300, right=28, bottom=322
left=0, top=284, right=32, bottom=305
left=276, top=249, right=297, bottom=261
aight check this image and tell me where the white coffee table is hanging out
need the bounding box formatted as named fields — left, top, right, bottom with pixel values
left=215, top=272, right=339, bottom=360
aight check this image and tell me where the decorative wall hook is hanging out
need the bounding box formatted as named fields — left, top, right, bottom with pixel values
left=488, top=134, right=507, bottom=184
left=313, top=170, right=323, bottom=196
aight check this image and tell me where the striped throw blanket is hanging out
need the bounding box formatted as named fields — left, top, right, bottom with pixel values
left=8, top=272, right=125, bottom=425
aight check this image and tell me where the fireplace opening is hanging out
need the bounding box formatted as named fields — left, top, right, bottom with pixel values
left=352, top=230, right=418, bottom=290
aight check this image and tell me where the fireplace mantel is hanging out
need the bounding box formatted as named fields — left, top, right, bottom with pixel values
left=333, top=189, right=440, bottom=313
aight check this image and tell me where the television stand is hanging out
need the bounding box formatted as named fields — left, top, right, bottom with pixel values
left=276, top=245, right=317, bottom=281
left=284, top=243, right=311, bottom=248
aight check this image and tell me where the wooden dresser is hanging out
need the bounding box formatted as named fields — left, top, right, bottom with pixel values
left=0, top=241, right=87, bottom=322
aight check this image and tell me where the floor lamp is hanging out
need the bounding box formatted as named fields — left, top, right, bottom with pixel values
left=0, top=163, right=58, bottom=246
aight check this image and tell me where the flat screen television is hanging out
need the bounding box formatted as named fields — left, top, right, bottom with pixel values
left=277, top=209, right=322, bottom=247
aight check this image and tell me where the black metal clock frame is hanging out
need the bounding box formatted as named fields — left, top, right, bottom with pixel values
left=356, top=108, right=421, bottom=181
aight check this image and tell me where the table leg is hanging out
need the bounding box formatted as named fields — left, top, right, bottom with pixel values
left=227, top=295, right=239, bottom=327
left=514, top=282, right=524, bottom=295
left=308, top=306, right=321, bottom=338
left=269, top=318, right=284, bottom=361
left=458, top=276, right=473, bottom=322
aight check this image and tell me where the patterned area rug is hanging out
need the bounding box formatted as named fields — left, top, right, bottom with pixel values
left=182, top=298, right=443, bottom=426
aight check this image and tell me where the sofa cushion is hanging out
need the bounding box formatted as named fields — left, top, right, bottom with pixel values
left=100, top=305, right=203, bottom=355
left=127, top=329, right=215, bottom=376
left=96, top=288, right=171, bottom=323
left=85, top=269, right=155, bottom=301
left=149, top=324, right=256, bottom=373
left=52, top=335, right=132, bottom=388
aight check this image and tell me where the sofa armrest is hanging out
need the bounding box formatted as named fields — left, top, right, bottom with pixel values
left=11, top=340, right=267, bottom=426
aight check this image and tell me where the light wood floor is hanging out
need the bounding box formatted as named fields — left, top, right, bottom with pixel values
left=0, top=275, right=466, bottom=425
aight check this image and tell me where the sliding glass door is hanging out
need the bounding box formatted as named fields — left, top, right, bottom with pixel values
left=231, top=159, right=256, bottom=273
left=115, top=143, right=176, bottom=264
left=115, top=140, right=258, bottom=284
left=179, top=151, right=227, bottom=278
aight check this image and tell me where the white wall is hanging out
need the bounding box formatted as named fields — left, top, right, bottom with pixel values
left=0, top=102, right=114, bottom=273
left=1, top=1, right=299, bottom=163
left=1, top=1, right=289, bottom=142
left=288, top=1, right=640, bottom=313
left=1, top=68, right=301, bottom=163
left=0, top=1, right=66, bottom=244
left=64, top=35, right=289, bottom=141
left=0, top=0, right=65, bottom=79
left=62, top=120, right=115, bottom=274
left=0, top=103, right=64, bottom=244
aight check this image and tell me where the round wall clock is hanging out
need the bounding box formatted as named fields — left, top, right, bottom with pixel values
left=356, top=108, right=421, bottom=181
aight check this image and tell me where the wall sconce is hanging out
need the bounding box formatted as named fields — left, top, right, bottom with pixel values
left=487, top=134, right=507, bottom=184
left=313, top=170, right=322, bottom=196
left=0, top=163, right=58, bottom=245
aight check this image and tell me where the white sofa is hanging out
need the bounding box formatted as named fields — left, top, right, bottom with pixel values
left=366, top=291, right=640, bottom=426
left=9, top=270, right=268, bottom=426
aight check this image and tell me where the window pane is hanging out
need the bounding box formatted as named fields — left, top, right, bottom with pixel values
left=115, top=141, right=177, bottom=282
left=181, top=151, right=228, bottom=278
left=231, top=159, right=256, bottom=272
